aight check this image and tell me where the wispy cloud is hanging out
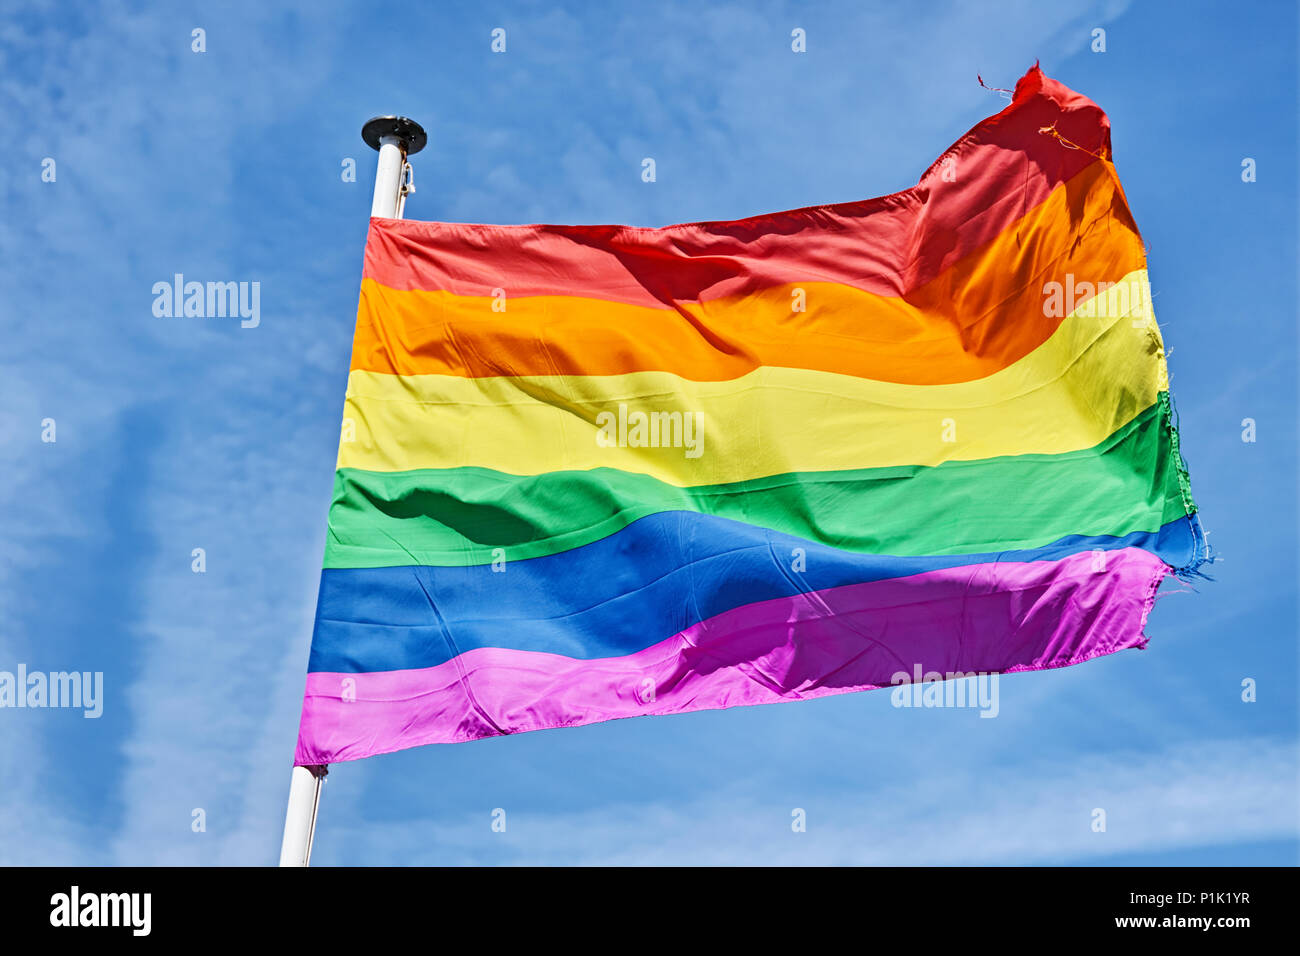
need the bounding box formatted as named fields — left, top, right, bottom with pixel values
left=318, top=736, right=1297, bottom=865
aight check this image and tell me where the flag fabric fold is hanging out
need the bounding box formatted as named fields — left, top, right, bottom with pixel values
left=295, top=65, right=1205, bottom=765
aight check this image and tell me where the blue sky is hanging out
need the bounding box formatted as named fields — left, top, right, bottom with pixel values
left=0, top=0, right=1295, bottom=865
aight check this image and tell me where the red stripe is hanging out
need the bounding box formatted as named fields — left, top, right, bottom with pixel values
left=362, top=65, right=1112, bottom=306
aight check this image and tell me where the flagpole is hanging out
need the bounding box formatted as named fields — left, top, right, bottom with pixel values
left=277, top=114, right=427, bottom=867
left=278, top=764, right=326, bottom=866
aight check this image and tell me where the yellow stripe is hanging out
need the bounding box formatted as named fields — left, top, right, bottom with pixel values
left=338, top=270, right=1165, bottom=483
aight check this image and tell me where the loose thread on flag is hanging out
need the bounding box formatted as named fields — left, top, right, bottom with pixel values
left=1038, top=122, right=1111, bottom=161
left=976, top=74, right=1013, bottom=100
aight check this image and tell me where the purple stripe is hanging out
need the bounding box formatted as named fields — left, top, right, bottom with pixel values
left=295, top=548, right=1168, bottom=764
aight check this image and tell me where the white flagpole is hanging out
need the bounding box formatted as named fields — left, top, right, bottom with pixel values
left=278, top=114, right=427, bottom=868
left=361, top=115, right=428, bottom=220
left=278, top=764, right=325, bottom=866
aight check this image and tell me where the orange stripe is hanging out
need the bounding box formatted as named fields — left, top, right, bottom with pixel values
left=352, top=162, right=1142, bottom=385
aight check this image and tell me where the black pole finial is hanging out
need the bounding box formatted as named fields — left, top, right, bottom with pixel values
left=361, top=116, right=427, bottom=155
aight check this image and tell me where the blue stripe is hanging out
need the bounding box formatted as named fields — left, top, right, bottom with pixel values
left=306, top=512, right=1200, bottom=673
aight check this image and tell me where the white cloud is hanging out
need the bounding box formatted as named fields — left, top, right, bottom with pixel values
left=318, top=736, right=1298, bottom=865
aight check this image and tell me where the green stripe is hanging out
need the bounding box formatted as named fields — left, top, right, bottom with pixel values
left=324, top=395, right=1191, bottom=568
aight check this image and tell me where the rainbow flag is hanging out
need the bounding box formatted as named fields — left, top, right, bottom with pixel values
left=294, top=65, right=1205, bottom=765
